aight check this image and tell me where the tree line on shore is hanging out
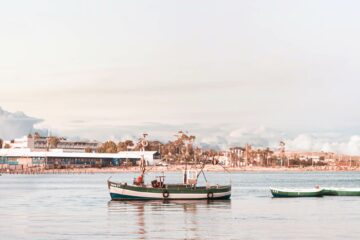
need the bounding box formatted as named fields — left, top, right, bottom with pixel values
left=95, top=132, right=217, bottom=165
left=1, top=133, right=357, bottom=168
left=94, top=134, right=337, bottom=167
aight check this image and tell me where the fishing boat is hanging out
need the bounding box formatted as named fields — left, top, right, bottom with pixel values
left=108, top=133, right=231, bottom=201
left=322, top=188, right=360, bottom=196
left=108, top=178, right=231, bottom=200
left=270, top=187, right=324, bottom=198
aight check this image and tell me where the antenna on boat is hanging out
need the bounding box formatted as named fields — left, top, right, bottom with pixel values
left=219, top=164, right=232, bottom=185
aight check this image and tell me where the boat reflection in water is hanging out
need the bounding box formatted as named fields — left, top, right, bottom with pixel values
left=107, top=200, right=231, bottom=239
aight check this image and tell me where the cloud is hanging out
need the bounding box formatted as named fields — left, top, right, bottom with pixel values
left=2, top=106, right=360, bottom=155
left=227, top=126, right=283, bottom=148
left=226, top=128, right=360, bottom=155
left=198, top=135, right=229, bottom=151
left=53, top=124, right=270, bottom=151
left=286, top=134, right=360, bottom=155
left=47, top=122, right=360, bottom=155
left=0, top=107, right=43, bottom=140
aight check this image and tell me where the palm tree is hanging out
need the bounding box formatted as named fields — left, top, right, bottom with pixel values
left=116, top=141, right=127, bottom=151
left=263, top=148, right=273, bottom=166
left=34, top=132, right=41, bottom=140
left=48, top=137, right=60, bottom=148
left=98, top=140, right=117, bottom=153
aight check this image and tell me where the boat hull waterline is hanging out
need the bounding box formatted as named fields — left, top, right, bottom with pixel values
left=109, top=181, right=231, bottom=200
left=270, top=188, right=323, bottom=198
left=322, top=188, right=360, bottom=196
left=271, top=187, right=360, bottom=197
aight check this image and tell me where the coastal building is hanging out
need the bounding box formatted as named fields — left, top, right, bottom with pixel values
left=0, top=148, right=161, bottom=170
left=3, top=135, right=101, bottom=153
left=229, top=147, right=246, bottom=166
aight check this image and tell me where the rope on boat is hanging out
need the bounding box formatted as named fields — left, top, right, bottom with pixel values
left=219, top=164, right=232, bottom=185
left=201, top=169, right=208, bottom=183
left=144, top=165, right=156, bottom=173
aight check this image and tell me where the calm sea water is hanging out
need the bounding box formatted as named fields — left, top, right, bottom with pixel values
left=1, top=171, right=360, bottom=239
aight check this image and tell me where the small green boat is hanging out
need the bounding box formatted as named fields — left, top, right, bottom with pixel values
left=322, top=188, right=360, bottom=196
left=270, top=187, right=323, bottom=198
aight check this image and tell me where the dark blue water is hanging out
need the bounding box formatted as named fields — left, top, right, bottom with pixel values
left=1, top=172, right=360, bottom=239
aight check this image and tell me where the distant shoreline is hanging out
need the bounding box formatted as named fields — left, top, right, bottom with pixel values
left=1, top=165, right=360, bottom=174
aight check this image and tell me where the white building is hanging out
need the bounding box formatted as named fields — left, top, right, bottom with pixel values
left=0, top=148, right=161, bottom=168
left=3, top=135, right=101, bottom=152
left=3, top=135, right=29, bottom=149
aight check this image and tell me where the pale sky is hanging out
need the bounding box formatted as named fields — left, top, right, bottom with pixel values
left=1, top=1, right=360, bottom=153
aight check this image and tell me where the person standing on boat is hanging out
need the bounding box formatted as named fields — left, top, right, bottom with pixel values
left=134, top=175, right=143, bottom=185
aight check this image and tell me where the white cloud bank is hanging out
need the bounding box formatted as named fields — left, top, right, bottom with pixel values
left=54, top=123, right=360, bottom=155
left=224, top=127, right=360, bottom=155
left=286, top=134, right=360, bottom=155
left=1, top=107, right=360, bottom=155
left=0, top=107, right=42, bottom=140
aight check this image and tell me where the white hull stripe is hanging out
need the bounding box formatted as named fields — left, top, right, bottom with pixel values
left=110, top=186, right=231, bottom=199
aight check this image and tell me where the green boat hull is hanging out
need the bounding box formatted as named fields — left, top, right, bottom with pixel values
left=322, top=188, right=360, bottom=196
left=270, top=188, right=323, bottom=198
left=108, top=181, right=231, bottom=200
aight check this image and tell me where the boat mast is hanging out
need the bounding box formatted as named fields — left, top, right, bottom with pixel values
left=176, top=131, right=188, bottom=184
left=139, top=133, right=148, bottom=179
left=177, top=131, right=196, bottom=185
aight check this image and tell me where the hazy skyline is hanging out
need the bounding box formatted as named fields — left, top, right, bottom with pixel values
left=1, top=1, right=360, bottom=153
